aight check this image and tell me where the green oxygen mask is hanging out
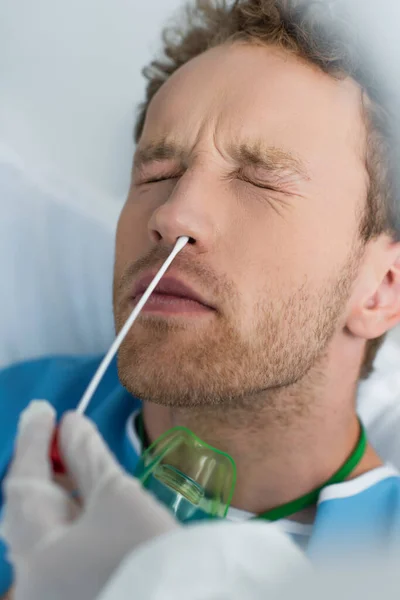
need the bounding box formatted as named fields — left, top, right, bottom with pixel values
left=134, top=426, right=237, bottom=523
left=133, top=419, right=368, bottom=524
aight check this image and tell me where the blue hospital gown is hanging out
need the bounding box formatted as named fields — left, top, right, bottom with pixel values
left=0, top=355, right=400, bottom=595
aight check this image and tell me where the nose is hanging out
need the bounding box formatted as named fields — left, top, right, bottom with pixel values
left=148, top=171, right=217, bottom=253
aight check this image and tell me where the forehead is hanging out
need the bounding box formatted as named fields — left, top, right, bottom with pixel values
left=141, top=43, right=367, bottom=187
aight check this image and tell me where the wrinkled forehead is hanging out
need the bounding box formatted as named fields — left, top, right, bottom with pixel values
left=141, top=43, right=368, bottom=191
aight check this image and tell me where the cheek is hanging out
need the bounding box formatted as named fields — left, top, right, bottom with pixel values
left=115, top=203, right=133, bottom=256
left=229, top=202, right=345, bottom=314
left=115, top=190, right=154, bottom=254
left=114, top=202, right=143, bottom=277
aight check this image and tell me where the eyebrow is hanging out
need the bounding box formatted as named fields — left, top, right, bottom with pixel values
left=229, top=142, right=311, bottom=181
left=134, top=140, right=186, bottom=167
left=134, top=138, right=310, bottom=182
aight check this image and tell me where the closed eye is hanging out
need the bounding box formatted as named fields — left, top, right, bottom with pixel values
left=238, top=175, right=277, bottom=192
left=140, top=175, right=178, bottom=184
left=136, top=169, right=184, bottom=186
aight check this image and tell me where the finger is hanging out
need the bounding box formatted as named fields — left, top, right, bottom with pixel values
left=9, top=400, right=56, bottom=481
left=1, top=479, right=75, bottom=561
left=59, top=411, right=122, bottom=502
left=1, top=402, right=80, bottom=562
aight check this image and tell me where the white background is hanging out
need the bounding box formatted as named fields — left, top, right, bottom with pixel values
left=0, top=0, right=184, bottom=209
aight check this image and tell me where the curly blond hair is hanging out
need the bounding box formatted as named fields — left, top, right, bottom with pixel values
left=134, top=0, right=400, bottom=379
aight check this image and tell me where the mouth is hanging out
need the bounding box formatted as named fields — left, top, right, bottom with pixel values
left=130, top=274, right=216, bottom=317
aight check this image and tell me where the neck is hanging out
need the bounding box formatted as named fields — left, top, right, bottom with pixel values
left=142, top=340, right=382, bottom=515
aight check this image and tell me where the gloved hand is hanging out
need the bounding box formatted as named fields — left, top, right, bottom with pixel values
left=0, top=401, right=180, bottom=600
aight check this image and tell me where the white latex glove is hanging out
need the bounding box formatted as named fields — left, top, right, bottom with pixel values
left=0, top=400, right=179, bottom=600
left=98, top=520, right=312, bottom=600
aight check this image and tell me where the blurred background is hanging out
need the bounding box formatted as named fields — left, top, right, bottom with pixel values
left=1, top=0, right=400, bottom=367
left=0, top=0, right=184, bottom=213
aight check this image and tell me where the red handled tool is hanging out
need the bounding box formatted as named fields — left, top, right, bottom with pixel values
left=50, top=428, right=66, bottom=474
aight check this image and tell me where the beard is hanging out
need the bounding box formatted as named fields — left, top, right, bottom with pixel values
left=114, top=246, right=360, bottom=409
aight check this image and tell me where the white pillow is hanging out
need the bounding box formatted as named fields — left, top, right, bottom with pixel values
left=358, top=338, right=400, bottom=469
left=0, top=143, right=119, bottom=369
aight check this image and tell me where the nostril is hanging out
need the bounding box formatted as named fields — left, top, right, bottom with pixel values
left=187, top=237, right=196, bottom=245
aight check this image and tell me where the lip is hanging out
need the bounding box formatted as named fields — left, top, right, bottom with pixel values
left=131, top=274, right=215, bottom=310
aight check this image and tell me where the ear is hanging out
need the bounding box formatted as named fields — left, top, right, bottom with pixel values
left=347, top=240, right=400, bottom=339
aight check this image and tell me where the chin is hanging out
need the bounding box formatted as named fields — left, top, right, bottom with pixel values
left=116, top=339, right=306, bottom=411
left=117, top=348, right=224, bottom=407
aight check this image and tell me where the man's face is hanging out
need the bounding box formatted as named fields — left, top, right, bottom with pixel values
left=114, top=43, right=368, bottom=407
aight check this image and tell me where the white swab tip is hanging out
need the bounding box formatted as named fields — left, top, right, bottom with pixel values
left=175, top=236, right=190, bottom=251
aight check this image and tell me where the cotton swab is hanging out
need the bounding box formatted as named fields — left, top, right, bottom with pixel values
left=50, top=236, right=189, bottom=473
left=77, top=235, right=189, bottom=415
